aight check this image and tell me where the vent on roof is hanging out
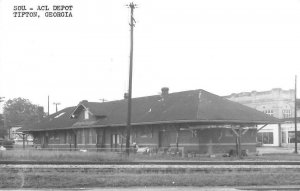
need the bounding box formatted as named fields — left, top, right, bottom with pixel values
left=54, top=112, right=65, bottom=118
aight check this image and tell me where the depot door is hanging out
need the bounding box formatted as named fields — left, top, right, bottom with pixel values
left=159, top=130, right=170, bottom=148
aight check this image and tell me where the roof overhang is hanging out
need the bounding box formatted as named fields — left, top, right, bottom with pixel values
left=21, top=119, right=278, bottom=132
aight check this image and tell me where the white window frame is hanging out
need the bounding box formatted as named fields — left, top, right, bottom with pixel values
left=84, top=109, right=89, bottom=120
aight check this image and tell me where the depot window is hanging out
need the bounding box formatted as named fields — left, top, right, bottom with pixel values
left=257, top=132, right=273, bottom=144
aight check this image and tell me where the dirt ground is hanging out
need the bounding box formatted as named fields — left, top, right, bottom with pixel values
left=257, top=146, right=298, bottom=154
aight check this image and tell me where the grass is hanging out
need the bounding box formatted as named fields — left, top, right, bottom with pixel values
left=2, top=149, right=300, bottom=162
left=1, top=169, right=300, bottom=188
left=0, top=149, right=128, bottom=162
left=2, top=149, right=300, bottom=188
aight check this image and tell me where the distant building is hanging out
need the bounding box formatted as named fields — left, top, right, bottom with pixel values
left=224, top=88, right=297, bottom=119
left=224, top=88, right=300, bottom=147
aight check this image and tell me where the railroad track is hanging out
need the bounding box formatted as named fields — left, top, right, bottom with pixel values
left=2, top=161, right=300, bottom=174
left=1, top=160, right=300, bottom=165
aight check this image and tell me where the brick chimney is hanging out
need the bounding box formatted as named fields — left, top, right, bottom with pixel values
left=161, top=87, right=169, bottom=96
left=80, top=100, right=88, bottom=104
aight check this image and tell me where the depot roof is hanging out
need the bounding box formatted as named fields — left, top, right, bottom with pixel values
left=22, top=89, right=279, bottom=132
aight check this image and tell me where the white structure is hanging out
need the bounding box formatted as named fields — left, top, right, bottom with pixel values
left=9, top=126, right=22, bottom=140
left=9, top=126, right=33, bottom=145
left=257, top=124, right=280, bottom=146
left=225, top=88, right=299, bottom=147
left=281, top=121, right=300, bottom=147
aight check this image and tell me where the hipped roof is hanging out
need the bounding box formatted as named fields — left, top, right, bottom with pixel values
left=23, top=89, right=279, bottom=132
left=21, top=106, right=77, bottom=132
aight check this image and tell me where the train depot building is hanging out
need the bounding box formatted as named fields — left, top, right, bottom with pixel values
left=22, top=88, right=278, bottom=155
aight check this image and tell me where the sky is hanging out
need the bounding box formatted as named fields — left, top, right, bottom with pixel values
left=0, top=0, right=300, bottom=114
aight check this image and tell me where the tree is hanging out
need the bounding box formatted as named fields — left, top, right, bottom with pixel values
left=0, top=114, right=6, bottom=138
left=0, top=97, right=6, bottom=138
left=3, top=98, right=44, bottom=129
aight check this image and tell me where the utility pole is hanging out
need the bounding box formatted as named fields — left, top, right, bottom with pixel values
left=99, top=98, right=107, bottom=103
left=295, top=75, right=298, bottom=154
left=53, top=102, right=61, bottom=113
left=48, top=95, right=50, bottom=116
left=125, top=2, right=137, bottom=156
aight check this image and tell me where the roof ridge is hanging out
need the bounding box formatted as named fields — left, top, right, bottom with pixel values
left=86, top=89, right=205, bottom=104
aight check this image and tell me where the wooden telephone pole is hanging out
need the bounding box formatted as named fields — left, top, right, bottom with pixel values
left=48, top=95, right=50, bottom=116
left=125, top=2, right=137, bottom=156
left=53, top=102, right=61, bottom=113
left=295, top=75, right=298, bottom=154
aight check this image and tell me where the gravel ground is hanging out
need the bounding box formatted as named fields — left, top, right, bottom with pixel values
left=2, top=164, right=300, bottom=169
left=3, top=186, right=300, bottom=191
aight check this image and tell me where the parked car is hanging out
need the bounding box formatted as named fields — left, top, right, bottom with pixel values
left=137, top=147, right=150, bottom=153
left=0, top=138, right=14, bottom=149
left=0, top=146, right=6, bottom=151
left=133, top=143, right=150, bottom=154
left=14, top=138, right=34, bottom=146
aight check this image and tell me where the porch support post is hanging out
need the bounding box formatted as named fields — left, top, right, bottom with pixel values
left=102, top=128, right=106, bottom=149
left=238, top=127, right=242, bottom=159
left=176, top=127, right=179, bottom=151
left=72, top=130, right=77, bottom=151
left=69, top=134, right=72, bottom=151
left=231, top=127, right=238, bottom=157
left=278, top=123, right=282, bottom=147
left=231, top=127, right=242, bottom=159
left=22, top=133, right=25, bottom=150
left=96, top=129, right=100, bottom=151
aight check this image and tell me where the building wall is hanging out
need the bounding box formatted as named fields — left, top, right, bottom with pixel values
left=225, top=88, right=295, bottom=119
left=176, top=128, right=256, bottom=154
left=32, top=124, right=257, bottom=154
left=133, top=126, right=160, bottom=147
left=281, top=122, right=300, bottom=147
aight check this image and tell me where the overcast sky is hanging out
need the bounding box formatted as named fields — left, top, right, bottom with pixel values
left=1, top=0, right=300, bottom=114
